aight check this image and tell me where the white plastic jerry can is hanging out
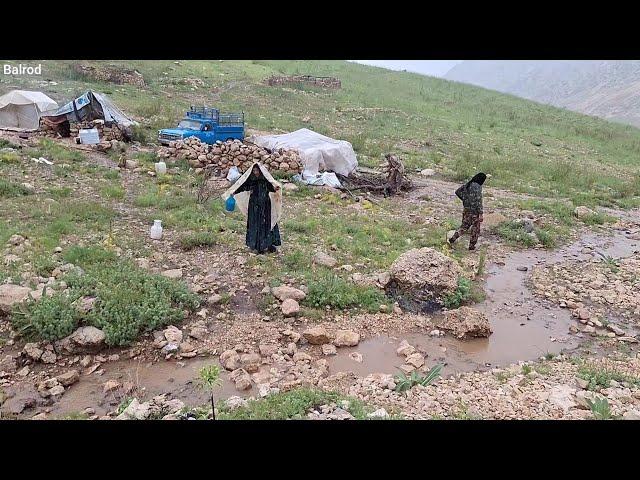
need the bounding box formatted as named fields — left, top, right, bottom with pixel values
left=155, top=162, right=167, bottom=175
left=150, top=220, right=163, bottom=240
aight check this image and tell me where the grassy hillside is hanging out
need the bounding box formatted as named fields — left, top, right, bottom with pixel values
left=2, top=59, right=640, bottom=208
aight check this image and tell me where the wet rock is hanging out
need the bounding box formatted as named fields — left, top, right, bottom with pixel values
left=349, top=352, right=363, bottom=363
left=161, top=268, right=183, bottom=279
left=225, top=396, right=249, bottom=410
left=281, top=298, right=300, bottom=317
left=56, top=370, right=80, bottom=387
left=333, top=329, right=360, bottom=347
left=322, top=344, right=337, bottom=356
left=396, top=340, right=415, bottom=357
left=313, top=251, right=337, bottom=268
left=23, top=343, right=43, bottom=361
left=437, top=306, right=492, bottom=339
left=548, top=385, right=578, bottom=412
left=40, top=351, right=57, bottom=364
left=516, top=266, right=528, bottom=272
left=405, top=353, right=425, bottom=369
left=303, top=326, right=330, bottom=345
left=387, top=248, right=462, bottom=306
left=240, top=353, right=262, bottom=373
left=230, top=369, right=252, bottom=391
left=0, top=284, right=31, bottom=313
left=293, top=352, right=313, bottom=363
left=271, top=285, right=306, bottom=301
left=117, top=398, right=151, bottom=420
left=163, top=325, right=183, bottom=344
left=220, top=350, right=242, bottom=371
left=103, top=380, right=121, bottom=393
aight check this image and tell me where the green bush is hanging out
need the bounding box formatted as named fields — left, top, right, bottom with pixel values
left=0, top=179, right=31, bottom=198
left=12, top=292, right=79, bottom=341
left=443, top=277, right=472, bottom=308
left=63, top=246, right=117, bottom=266
left=179, top=231, right=218, bottom=250
left=304, top=272, right=387, bottom=312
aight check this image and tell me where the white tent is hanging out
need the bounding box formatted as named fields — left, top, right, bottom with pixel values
left=0, top=90, right=59, bottom=131
left=251, top=128, right=358, bottom=177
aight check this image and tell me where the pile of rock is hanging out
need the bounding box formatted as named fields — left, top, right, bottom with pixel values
left=39, top=120, right=130, bottom=143
left=73, top=64, right=146, bottom=87
left=265, top=75, right=342, bottom=89
left=157, top=137, right=303, bottom=176
left=268, top=285, right=306, bottom=318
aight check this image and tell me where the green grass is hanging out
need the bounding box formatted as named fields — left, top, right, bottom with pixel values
left=493, top=220, right=563, bottom=248
left=101, top=184, right=125, bottom=200
left=588, top=397, right=615, bottom=420
left=218, top=388, right=373, bottom=420
left=304, top=271, right=387, bottom=312
left=0, top=179, right=32, bottom=198
left=178, top=231, right=218, bottom=250
left=577, top=363, right=640, bottom=391
left=0, top=152, right=21, bottom=164
left=26, top=138, right=85, bottom=164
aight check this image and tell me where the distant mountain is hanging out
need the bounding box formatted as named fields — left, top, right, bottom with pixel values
left=445, top=60, right=640, bottom=127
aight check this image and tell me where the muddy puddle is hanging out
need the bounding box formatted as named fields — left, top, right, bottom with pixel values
left=328, top=229, right=639, bottom=378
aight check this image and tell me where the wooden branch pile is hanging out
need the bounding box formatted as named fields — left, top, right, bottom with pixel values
left=336, top=154, right=413, bottom=197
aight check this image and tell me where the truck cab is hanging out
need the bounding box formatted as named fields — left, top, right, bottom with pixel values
left=158, top=106, right=244, bottom=145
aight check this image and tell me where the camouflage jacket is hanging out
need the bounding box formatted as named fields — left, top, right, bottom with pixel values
left=455, top=182, right=483, bottom=214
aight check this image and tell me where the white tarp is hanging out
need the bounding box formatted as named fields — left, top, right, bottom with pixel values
left=0, top=90, right=58, bottom=131
left=251, top=128, right=358, bottom=177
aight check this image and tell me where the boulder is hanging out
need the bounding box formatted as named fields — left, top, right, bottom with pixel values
left=0, top=284, right=31, bottom=313
left=387, top=248, right=463, bottom=307
left=405, top=353, right=425, bottom=369
left=396, top=340, right=416, bottom=357
left=220, top=349, right=242, bottom=371
left=281, top=298, right=300, bottom=317
left=322, top=344, right=337, bottom=356
left=56, top=370, right=80, bottom=387
left=548, top=385, right=578, bottom=412
left=23, top=343, right=44, bottom=361
left=164, top=325, right=183, bottom=344
left=0, top=354, right=18, bottom=373
left=225, top=396, right=249, bottom=410
left=482, top=212, right=508, bottom=229
left=240, top=353, right=262, bottom=373
left=116, top=398, right=152, bottom=420
left=58, top=326, right=106, bottom=353
left=230, top=369, right=252, bottom=391
left=333, top=330, right=360, bottom=347
left=271, top=285, right=306, bottom=301
left=303, top=326, right=330, bottom=345
left=313, top=251, right=337, bottom=268
left=436, top=306, right=492, bottom=339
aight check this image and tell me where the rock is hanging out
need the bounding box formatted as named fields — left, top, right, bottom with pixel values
left=349, top=352, right=363, bottom=363
left=622, top=409, right=640, bottom=420
left=367, top=408, right=389, bottom=419
left=225, top=396, right=249, bottom=410
left=548, top=385, right=578, bottom=412
left=283, top=183, right=298, bottom=191
left=333, top=330, right=360, bottom=347
left=77, top=296, right=96, bottom=313
left=396, top=340, right=415, bottom=357
left=281, top=298, right=300, bottom=317
left=163, top=326, right=183, bottom=344
left=179, top=342, right=195, bottom=353
left=293, top=352, right=313, bottom=363
left=582, top=325, right=596, bottom=334
left=419, top=168, right=435, bottom=177
left=576, top=377, right=590, bottom=389
left=516, top=266, right=528, bottom=272
left=313, top=251, right=337, bottom=268
left=117, top=398, right=151, bottom=420
left=230, top=369, right=252, bottom=391
left=220, top=349, right=242, bottom=370
left=56, top=370, right=80, bottom=387
left=575, top=390, right=605, bottom=410
left=271, top=285, right=306, bottom=301
left=189, top=326, right=209, bottom=340
left=437, top=306, right=492, bottom=339
left=23, top=343, right=44, bottom=361
left=387, top=248, right=463, bottom=306
left=576, top=308, right=591, bottom=320
left=48, top=385, right=65, bottom=397
left=240, top=353, right=262, bottom=373
left=208, top=294, right=223, bottom=304
left=0, top=284, right=32, bottom=313
left=482, top=212, right=508, bottom=229
left=0, top=354, right=18, bottom=373
left=303, top=327, right=330, bottom=345
left=103, top=380, right=121, bottom=393
left=405, top=353, right=425, bottom=369
left=322, top=344, right=337, bottom=356
left=17, top=365, right=30, bottom=377
left=80, top=355, right=92, bottom=368
left=607, top=324, right=626, bottom=336
left=60, top=326, right=106, bottom=353
left=40, top=351, right=57, bottom=364
left=8, top=234, right=25, bottom=246
left=161, top=268, right=183, bottom=279
left=574, top=206, right=595, bottom=219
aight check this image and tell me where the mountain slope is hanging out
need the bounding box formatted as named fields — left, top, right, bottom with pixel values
left=445, top=60, right=640, bottom=127
left=2, top=59, right=640, bottom=207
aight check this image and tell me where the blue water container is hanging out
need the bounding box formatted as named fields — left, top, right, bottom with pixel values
left=225, top=195, right=236, bottom=212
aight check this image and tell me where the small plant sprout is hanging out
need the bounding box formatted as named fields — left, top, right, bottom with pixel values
left=394, top=364, right=444, bottom=393
left=587, top=396, right=614, bottom=420
left=198, top=364, right=223, bottom=420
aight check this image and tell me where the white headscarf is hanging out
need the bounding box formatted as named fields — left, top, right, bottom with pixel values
left=222, top=163, right=283, bottom=230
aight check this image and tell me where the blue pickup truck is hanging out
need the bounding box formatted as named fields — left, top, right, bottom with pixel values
left=158, top=106, right=244, bottom=145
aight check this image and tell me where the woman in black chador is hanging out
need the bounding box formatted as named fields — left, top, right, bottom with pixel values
left=233, top=164, right=282, bottom=254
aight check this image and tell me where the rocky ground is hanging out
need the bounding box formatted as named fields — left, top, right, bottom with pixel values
left=1, top=130, right=640, bottom=420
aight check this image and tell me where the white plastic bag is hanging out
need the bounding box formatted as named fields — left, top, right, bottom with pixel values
left=226, top=166, right=241, bottom=182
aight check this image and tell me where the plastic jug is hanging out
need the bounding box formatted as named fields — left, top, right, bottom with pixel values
left=155, top=162, right=167, bottom=176
left=225, top=195, right=236, bottom=212
left=150, top=220, right=163, bottom=240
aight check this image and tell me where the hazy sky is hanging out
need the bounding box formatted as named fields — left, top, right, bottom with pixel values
left=351, top=60, right=463, bottom=77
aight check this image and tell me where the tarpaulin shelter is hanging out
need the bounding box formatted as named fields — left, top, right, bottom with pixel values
left=251, top=128, right=358, bottom=177
left=0, top=90, right=58, bottom=131
left=41, top=90, right=137, bottom=127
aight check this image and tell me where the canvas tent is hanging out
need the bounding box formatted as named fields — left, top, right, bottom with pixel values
left=42, top=90, right=137, bottom=127
left=0, top=90, right=58, bottom=131
left=251, top=128, right=358, bottom=178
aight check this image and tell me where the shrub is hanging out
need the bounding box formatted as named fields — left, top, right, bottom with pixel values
left=12, top=292, right=79, bottom=341
left=179, top=231, right=218, bottom=250
left=394, top=364, right=443, bottom=393
left=304, top=272, right=387, bottom=312
left=0, top=179, right=31, bottom=198
left=443, top=277, right=472, bottom=308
